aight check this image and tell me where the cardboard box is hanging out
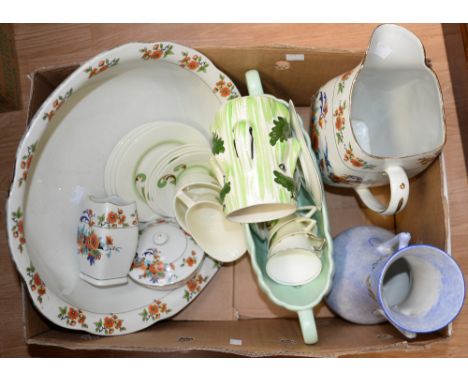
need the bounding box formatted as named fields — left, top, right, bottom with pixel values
left=21, top=46, right=451, bottom=357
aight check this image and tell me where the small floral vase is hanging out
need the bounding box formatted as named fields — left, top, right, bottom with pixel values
left=77, top=195, right=139, bottom=287
left=325, top=226, right=465, bottom=338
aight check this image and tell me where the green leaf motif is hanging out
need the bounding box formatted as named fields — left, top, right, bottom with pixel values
left=273, top=170, right=296, bottom=198
left=269, top=116, right=291, bottom=146
left=212, top=133, right=225, bottom=155
left=219, top=182, right=231, bottom=203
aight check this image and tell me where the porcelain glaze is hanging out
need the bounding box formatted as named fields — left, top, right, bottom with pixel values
left=210, top=70, right=301, bottom=223
left=6, top=42, right=230, bottom=335
left=310, top=24, right=446, bottom=215
left=326, top=226, right=465, bottom=338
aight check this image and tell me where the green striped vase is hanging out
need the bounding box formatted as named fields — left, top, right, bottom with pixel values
left=210, top=95, right=301, bottom=223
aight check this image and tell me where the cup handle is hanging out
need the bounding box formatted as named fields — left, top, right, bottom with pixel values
left=354, top=166, right=409, bottom=216
left=296, top=205, right=317, bottom=219
left=297, top=309, right=318, bottom=344
left=175, top=190, right=196, bottom=209
left=245, top=69, right=264, bottom=96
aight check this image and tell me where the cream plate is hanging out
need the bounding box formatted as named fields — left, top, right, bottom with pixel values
left=108, top=121, right=208, bottom=222
left=129, top=221, right=204, bottom=289
left=7, top=42, right=238, bottom=335
left=146, top=149, right=213, bottom=217
left=289, top=100, right=324, bottom=209
left=135, top=142, right=182, bottom=201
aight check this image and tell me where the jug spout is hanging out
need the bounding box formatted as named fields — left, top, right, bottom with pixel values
left=376, top=232, right=411, bottom=256
left=365, top=24, right=427, bottom=70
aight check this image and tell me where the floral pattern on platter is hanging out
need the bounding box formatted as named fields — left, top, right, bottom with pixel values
left=18, top=143, right=36, bottom=187
left=77, top=225, right=121, bottom=265
left=94, top=314, right=126, bottom=335
left=42, top=88, right=73, bottom=121
left=79, top=208, right=138, bottom=228
left=11, top=207, right=25, bottom=253
left=84, top=58, right=120, bottom=78
left=26, top=263, right=46, bottom=303
left=333, top=101, right=346, bottom=144
left=131, top=248, right=177, bottom=284
left=337, top=71, right=352, bottom=94
left=140, top=43, right=174, bottom=60
left=343, top=143, right=376, bottom=169
left=139, top=300, right=172, bottom=322
left=180, top=251, right=198, bottom=267
left=213, top=74, right=239, bottom=100
left=179, top=51, right=209, bottom=72
left=58, top=306, right=88, bottom=328
left=7, top=42, right=227, bottom=337
left=183, top=274, right=208, bottom=302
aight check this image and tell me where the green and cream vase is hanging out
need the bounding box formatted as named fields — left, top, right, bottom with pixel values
left=210, top=70, right=301, bottom=224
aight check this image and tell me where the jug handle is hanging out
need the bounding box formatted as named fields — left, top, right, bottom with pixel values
left=355, top=166, right=409, bottom=216
left=297, top=309, right=318, bottom=344
left=246, top=69, right=264, bottom=96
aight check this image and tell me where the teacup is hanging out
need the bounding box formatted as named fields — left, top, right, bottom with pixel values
left=176, top=188, right=247, bottom=262
left=268, top=217, right=323, bottom=252
left=266, top=248, right=323, bottom=286
left=267, top=205, right=318, bottom=242
left=77, top=195, right=139, bottom=287
left=174, top=183, right=221, bottom=232
left=174, top=165, right=219, bottom=195
left=210, top=69, right=301, bottom=223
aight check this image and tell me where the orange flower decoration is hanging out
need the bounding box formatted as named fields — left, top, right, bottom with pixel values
left=68, top=308, right=79, bottom=320
left=219, top=87, right=231, bottom=97
left=107, top=211, right=118, bottom=224
left=115, top=319, right=123, bottom=329
left=151, top=50, right=163, bottom=59
left=148, top=304, right=159, bottom=315
left=106, top=236, right=113, bottom=246
left=187, top=279, right=198, bottom=292
left=186, top=256, right=196, bottom=267
left=104, top=316, right=114, bottom=329
left=187, top=61, right=199, bottom=70
left=87, top=233, right=100, bottom=250
left=18, top=220, right=24, bottom=234
left=33, top=273, right=42, bottom=286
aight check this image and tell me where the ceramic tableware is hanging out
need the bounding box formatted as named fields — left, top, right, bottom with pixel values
left=77, top=195, right=138, bottom=287
left=246, top=110, right=332, bottom=345
left=311, top=24, right=445, bottom=215
left=7, top=42, right=233, bottom=335
left=289, top=101, right=324, bottom=209
left=267, top=205, right=317, bottom=242
left=176, top=188, right=247, bottom=262
left=128, top=220, right=204, bottom=289
left=325, top=226, right=465, bottom=338
left=106, top=121, right=209, bottom=222
left=210, top=70, right=301, bottom=223
left=146, top=149, right=213, bottom=217
left=246, top=185, right=333, bottom=344
left=134, top=142, right=181, bottom=200
left=266, top=248, right=323, bottom=286
left=174, top=183, right=220, bottom=232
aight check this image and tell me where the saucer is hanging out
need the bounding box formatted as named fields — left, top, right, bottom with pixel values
left=135, top=142, right=181, bottom=201
left=7, top=42, right=237, bottom=335
left=109, top=121, right=208, bottom=222
left=146, top=150, right=213, bottom=217
left=129, top=221, right=204, bottom=289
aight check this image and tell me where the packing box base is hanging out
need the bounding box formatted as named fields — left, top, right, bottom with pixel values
left=21, top=47, right=450, bottom=357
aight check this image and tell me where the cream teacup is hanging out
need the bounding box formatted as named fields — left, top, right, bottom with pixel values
left=174, top=183, right=221, bottom=232
left=176, top=189, right=247, bottom=262
left=77, top=195, right=139, bottom=287
left=266, top=248, right=322, bottom=286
